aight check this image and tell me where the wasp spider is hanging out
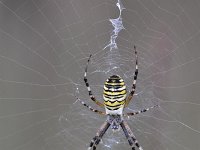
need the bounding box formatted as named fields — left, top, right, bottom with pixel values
left=76, top=46, right=158, bottom=150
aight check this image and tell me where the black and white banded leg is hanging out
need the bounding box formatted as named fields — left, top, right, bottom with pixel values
left=84, top=54, right=104, bottom=108
left=125, top=45, right=139, bottom=107
left=88, top=121, right=110, bottom=150
left=125, top=105, right=159, bottom=116
left=75, top=96, right=106, bottom=115
left=120, top=121, right=143, bottom=150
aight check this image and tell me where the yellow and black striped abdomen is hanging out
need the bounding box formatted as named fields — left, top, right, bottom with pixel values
left=103, top=75, right=127, bottom=112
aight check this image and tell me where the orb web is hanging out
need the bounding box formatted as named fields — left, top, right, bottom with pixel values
left=0, top=0, right=200, bottom=150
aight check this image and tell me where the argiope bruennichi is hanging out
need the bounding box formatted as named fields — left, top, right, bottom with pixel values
left=76, top=46, right=158, bottom=150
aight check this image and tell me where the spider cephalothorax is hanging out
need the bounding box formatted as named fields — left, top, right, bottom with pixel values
left=107, top=114, right=123, bottom=130
left=76, top=46, right=158, bottom=150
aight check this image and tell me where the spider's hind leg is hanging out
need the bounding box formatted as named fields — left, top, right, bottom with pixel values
left=125, top=45, right=139, bottom=107
left=75, top=96, right=106, bottom=115
left=125, top=105, right=159, bottom=117
left=84, top=54, right=104, bottom=108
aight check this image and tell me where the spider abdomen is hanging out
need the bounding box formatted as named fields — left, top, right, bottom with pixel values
left=103, top=75, right=127, bottom=114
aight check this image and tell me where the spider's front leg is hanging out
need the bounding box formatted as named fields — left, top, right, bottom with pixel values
left=88, top=121, right=110, bottom=150
left=120, top=121, right=143, bottom=150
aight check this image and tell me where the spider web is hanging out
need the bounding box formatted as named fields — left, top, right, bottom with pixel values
left=0, top=0, right=200, bottom=150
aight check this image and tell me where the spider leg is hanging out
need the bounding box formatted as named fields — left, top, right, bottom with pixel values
left=124, top=105, right=159, bottom=116
left=84, top=54, right=104, bottom=108
left=120, top=121, right=143, bottom=150
left=125, top=45, right=138, bottom=107
left=76, top=96, right=106, bottom=115
left=88, top=121, right=110, bottom=150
